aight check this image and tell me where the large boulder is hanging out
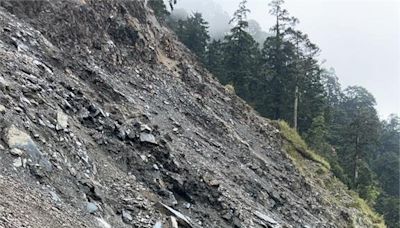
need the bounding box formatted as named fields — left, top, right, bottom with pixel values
left=4, top=125, right=52, bottom=171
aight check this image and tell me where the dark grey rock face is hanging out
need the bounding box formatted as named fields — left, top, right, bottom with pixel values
left=0, top=1, right=379, bottom=228
left=4, top=125, right=52, bottom=172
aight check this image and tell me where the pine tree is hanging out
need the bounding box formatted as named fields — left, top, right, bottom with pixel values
left=286, top=28, right=324, bottom=132
left=173, top=12, right=210, bottom=63
left=148, top=0, right=170, bottom=22
left=261, top=0, right=298, bottom=120
left=373, top=115, right=400, bottom=196
left=337, top=86, right=380, bottom=190
left=306, top=114, right=328, bottom=153
left=261, top=0, right=325, bottom=132
left=222, top=0, right=261, bottom=102
left=206, top=40, right=226, bottom=82
left=376, top=193, right=400, bottom=228
left=372, top=115, right=400, bottom=228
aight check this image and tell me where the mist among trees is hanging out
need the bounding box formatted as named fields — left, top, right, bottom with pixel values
left=149, top=0, right=400, bottom=227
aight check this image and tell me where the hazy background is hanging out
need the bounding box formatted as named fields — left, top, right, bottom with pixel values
left=169, top=0, right=400, bottom=119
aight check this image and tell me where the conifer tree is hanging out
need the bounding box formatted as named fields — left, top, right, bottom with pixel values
left=261, top=0, right=297, bottom=120
left=173, top=12, right=210, bottom=63
left=148, top=0, right=170, bottom=22
left=222, top=0, right=261, bottom=101
left=206, top=40, right=226, bottom=81
left=261, top=0, right=324, bottom=132
left=336, top=86, right=380, bottom=189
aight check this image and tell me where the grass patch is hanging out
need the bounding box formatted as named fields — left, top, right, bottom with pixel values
left=274, top=120, right=385, bottom=227
left=276, top=120, right=331, bottom=170
left=324, top=177, right=385, bottom=227
left=348, top=192, right=386, bottom=227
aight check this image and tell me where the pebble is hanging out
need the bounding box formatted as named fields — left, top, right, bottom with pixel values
left=0, top=104, right=6, bottom=114
left=140, top=133, right=157, bottom=144
left=56, top=110, right=69, bottom=130
left=13, top=157, right=23, bottom=167
left=122, top=210, right=133, bottom=223
left=86, top=202, right=98, bottom=214
left=10, top=148, right=24, bottom=156
left=153, top=221, right=163, bottom=228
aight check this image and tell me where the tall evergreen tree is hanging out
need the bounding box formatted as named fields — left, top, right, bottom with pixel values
left=148, top=0, right=170, bottom=22
left=337, top=86, right=380, bottom=190
left=286, top=29, right=324, bottom=132
left=320, top=68, right=343, bottom=129
left=372, top=115, right=400, bottom=228
left=206, top=39, right=226, bottom=81
left=261, top=0, right=325, bottom=133
left=373, top=115, right=400, bottom=196
left=261, top=0, right=298, bottom=120
left=222, top=0, right=261, bottom=102
left=173, top=12, right=210, bottom=62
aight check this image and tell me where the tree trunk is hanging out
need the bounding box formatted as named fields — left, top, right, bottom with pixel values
left=293, top=85, right=298, bottom=130
left=353, top=135, right=360, bottom=187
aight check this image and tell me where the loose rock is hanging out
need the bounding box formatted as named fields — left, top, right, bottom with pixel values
left=86, top=202, right=98, bottom=214
left=10, top=148, right=24, bottom=156
left=56, top=110, right=69, bottom=130
left=155, top=202, right=194, bottom=228
left=13, top=157, right=22, bottom=167
left=254, top=211, right=279, bottom=227
left=4, top=125, right=52, bottom=171
left=0, top=104, right=6, bottom=114
left=169, top=216, right=179, bottom=228
left=140, top=132, right=157, bottom=144
left=153, top=221, right=163, bottom=228
left=122, top=210, right=133, bottom=223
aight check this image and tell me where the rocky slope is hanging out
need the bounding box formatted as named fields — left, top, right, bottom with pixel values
left=0, top=1, right=384, bottom=227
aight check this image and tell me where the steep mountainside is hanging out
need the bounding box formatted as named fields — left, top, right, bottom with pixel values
left=0, top=1, right=384, bottom=227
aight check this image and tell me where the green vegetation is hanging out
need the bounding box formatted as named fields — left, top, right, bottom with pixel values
left=148, top=0, right=170, bottom=22
left=169, top=12, right=210, bottom=63
left=154, top=0, right=399, bottom=227
left=278, top=119, right=385, bottom=227
left=348, top=191, right=386, bottom=227
left=276, top=120, right=330, bottom=170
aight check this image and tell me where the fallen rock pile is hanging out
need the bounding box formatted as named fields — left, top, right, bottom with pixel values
left=0, top=0, right=381, bottom=227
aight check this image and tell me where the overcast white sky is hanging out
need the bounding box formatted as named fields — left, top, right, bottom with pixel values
left=174, top=0, right=400, bottom=119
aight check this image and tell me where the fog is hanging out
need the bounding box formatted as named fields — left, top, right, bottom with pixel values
left=169, top=0, right=400, bottom=118
left=168, top=0, right=231, bottom=39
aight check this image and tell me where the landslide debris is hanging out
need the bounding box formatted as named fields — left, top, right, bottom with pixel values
left=0, top=0, right=384, bottom=227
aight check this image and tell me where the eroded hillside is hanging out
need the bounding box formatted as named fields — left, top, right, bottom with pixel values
left=0, top=1, right=384, bottom=227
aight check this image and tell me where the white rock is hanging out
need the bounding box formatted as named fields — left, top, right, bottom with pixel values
left=5, top=125, right=32, bottom=148
left=10, top=148, right=24, bottom=156
left=140, top=124, right=152, bottom=133
left=0, top=76, right=10, bottom=90
left=122, top=210, right=133, bottom=223
left=86, top=202, right=98, bottom=214
left=56, top=110, right=69, bottom=130
left=140, top=154, right=148, bottom=162
left=254, top=211, right=278, bottom=227
left=155, top=202, right=194, bottom=228
left=0, top=104, right=6, bottom=114
left=153, top=221, right=163, bottom=228
left=169, top=216, right=178, bottom=228
left=13, top=157, right=22, bottom=167
left=140, top=133, right=157, bottom=144
left=95, top=217, right=112, bottom=228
